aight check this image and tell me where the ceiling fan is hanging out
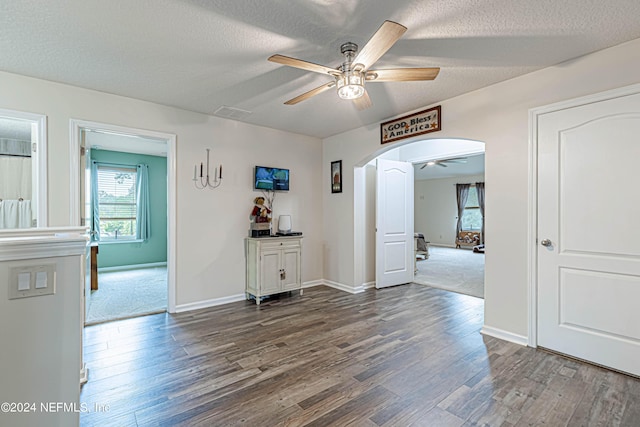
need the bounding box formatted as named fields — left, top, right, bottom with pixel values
left=268, top=20, right=440, bottom=110
left=418, top=157, right=468, bottom=168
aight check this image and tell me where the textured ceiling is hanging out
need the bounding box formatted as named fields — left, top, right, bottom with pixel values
left=1, top=1, right=640, bottom=138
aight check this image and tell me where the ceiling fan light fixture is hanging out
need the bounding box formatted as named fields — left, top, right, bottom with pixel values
left=336, top=70, right=365, bottom=100
left=427, top=161, right=436, bottom=166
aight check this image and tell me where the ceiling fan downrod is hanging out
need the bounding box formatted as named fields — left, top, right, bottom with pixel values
left=340, top=42, right=358, bottom=71
left=337, top=42, right=365, bottom=100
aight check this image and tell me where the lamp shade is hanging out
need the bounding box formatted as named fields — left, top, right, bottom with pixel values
left=336, top=70, right=365, bottom=100
left=278, top=215, right=292, bottom=233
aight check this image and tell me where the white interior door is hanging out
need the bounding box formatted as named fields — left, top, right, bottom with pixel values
left=537, top=89, right=640, bottom=376
left=83, top=142, right=92, bottom=320
left=376, top=158, right=414, bottom=289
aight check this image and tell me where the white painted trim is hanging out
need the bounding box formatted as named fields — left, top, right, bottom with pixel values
left=69, top=120, right=81, bottom=227
left=35, top=115, right=47, bottom=227
left=481, top=326, right=528, bottom=347
left=175, top=294, right=246, bottom=313
left=302, top=279, right=324, bottom=288
left=527, top=82, right=640, bottom=348
left=353, top=166, right=367, bottom=289
left=527, top=105, right=539, bottom=348
left=69, top=119, right=178, bottom=313
left=0, top=108, right=47, bottom=227
left=98, top=239, right=145, bottom=245
left=0, top=229, right=88, bottom=261
left=324, top=279, right=365, bottom=294
left=166, top=134, right=177, bottom=314
left=177, top=282, right=323, bottom=313
left=0, top=226, right=86, bottom=238
left=429, top=243, right=457, bottom=249
left=98, top=261, right=167, bottom=273
left=361, top=281, right=376, bottom=289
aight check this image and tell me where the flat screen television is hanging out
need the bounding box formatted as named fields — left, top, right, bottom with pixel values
left=254, top=166, right=289, bottom=191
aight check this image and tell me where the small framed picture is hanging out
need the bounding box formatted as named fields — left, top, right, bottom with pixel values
left=331, top=160, right=342, bottom=193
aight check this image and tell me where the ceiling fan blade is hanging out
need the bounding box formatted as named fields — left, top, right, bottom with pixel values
left=419, top=163, right=428, bottom=169
left=353, top=90, right=372, bottom=110
left=284, top=81, right=336, bottom=105
left=268, top=54, right=339, bottom=76
left=353, top=21, right=407, bottom=70
left=367, top=67, right=440, bottom=82
left=437, top=162, right=448, bottom=167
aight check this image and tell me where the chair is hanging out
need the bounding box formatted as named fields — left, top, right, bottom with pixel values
left=414, top=233, right=430, bottom=272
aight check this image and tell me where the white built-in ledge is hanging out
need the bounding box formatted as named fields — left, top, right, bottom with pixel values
left=0, top=226, right=89, bottom=427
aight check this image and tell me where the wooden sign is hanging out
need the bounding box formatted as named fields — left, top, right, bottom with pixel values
left=380, top=105, right=441, bottom=144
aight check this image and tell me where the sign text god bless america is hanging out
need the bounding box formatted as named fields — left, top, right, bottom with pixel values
left=380, top=105, right=441, bottom=144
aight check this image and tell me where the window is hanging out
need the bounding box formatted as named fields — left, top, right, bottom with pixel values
left=97, top=165, right=137, bottom=240
left=461, top=187, right=482, bottom=231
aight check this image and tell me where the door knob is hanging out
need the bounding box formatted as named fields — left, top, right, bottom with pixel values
left=540, top=239, right=552, bottom=247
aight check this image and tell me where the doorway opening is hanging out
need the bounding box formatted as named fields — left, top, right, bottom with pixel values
left=354, top=137, right=485, bottom=297
left=69, top=120, right=176, bottom=325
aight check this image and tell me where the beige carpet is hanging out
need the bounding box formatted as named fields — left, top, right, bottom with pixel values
left=86, top=267, right=167, bottom=325
left=413, top=246, right=484, bottom=298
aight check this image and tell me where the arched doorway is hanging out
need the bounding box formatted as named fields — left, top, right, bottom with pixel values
left=353, top=137, right=485, bottom=292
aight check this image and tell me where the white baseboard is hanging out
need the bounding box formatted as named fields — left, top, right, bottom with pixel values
left=430, top=243, right=457, bottom=249
left=323, top=279, right=365, bottom=294
left=361, top=281, right=376, bottom=290
left=481, top=325, right=528, bottom=346
left=175, top=280, right=349, bottom=314
left=175, top=293, right=246, bottom=313
left=302, top=279, right=324, bottom=288
left=98, top=261, right=167, bottom=273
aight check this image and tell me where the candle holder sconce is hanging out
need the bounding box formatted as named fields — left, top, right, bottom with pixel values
left=193, top=148, right=222, bottom=189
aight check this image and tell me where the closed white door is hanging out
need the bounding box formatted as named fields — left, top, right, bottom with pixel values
left=282, top=247, right=300, bottom=291
left=376, top=158, right=414, bottom=288
left=537, top=89, right=640, bottom=376
left=260, top=249, right=281, bottom=294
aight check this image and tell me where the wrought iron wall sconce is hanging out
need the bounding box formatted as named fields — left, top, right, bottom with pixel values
left=193, top=148, right=222, bottom=189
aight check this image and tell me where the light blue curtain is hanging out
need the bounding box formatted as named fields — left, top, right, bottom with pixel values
left=136, top=164, right=150, bottom=240
left=91, top=161, right=100, bottom=241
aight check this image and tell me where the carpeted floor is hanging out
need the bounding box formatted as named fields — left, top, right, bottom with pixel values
left=86, top=266, right=167, bottom=325
left=413, top=246, right=484, bottom=298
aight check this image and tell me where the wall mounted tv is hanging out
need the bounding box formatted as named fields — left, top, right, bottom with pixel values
left=254, top=166, right=290, bottom=191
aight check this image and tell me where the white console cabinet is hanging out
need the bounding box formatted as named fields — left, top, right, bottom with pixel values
left=245, top=236, right=302, bottom=305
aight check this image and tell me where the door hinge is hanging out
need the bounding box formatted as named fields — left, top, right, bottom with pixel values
left=32, top=142, right=37, bottom=153
left=80, top=146, right=86, bottom=156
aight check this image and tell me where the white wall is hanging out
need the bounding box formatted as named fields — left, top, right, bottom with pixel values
left=415, top=174, right=485, bottom=247
left=323, top=37, right=640, bottom=338
left=0, top=71, right=323, bottom=307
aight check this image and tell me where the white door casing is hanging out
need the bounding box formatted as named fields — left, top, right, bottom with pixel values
left=536, top=87, right=640, bottom=376
left=376, top=158, right=414, bottom=289
left=69, top=119, right=177, bottom=313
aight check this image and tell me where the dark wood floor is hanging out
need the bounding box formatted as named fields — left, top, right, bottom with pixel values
left=80, top=284, right=640, bottom=426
